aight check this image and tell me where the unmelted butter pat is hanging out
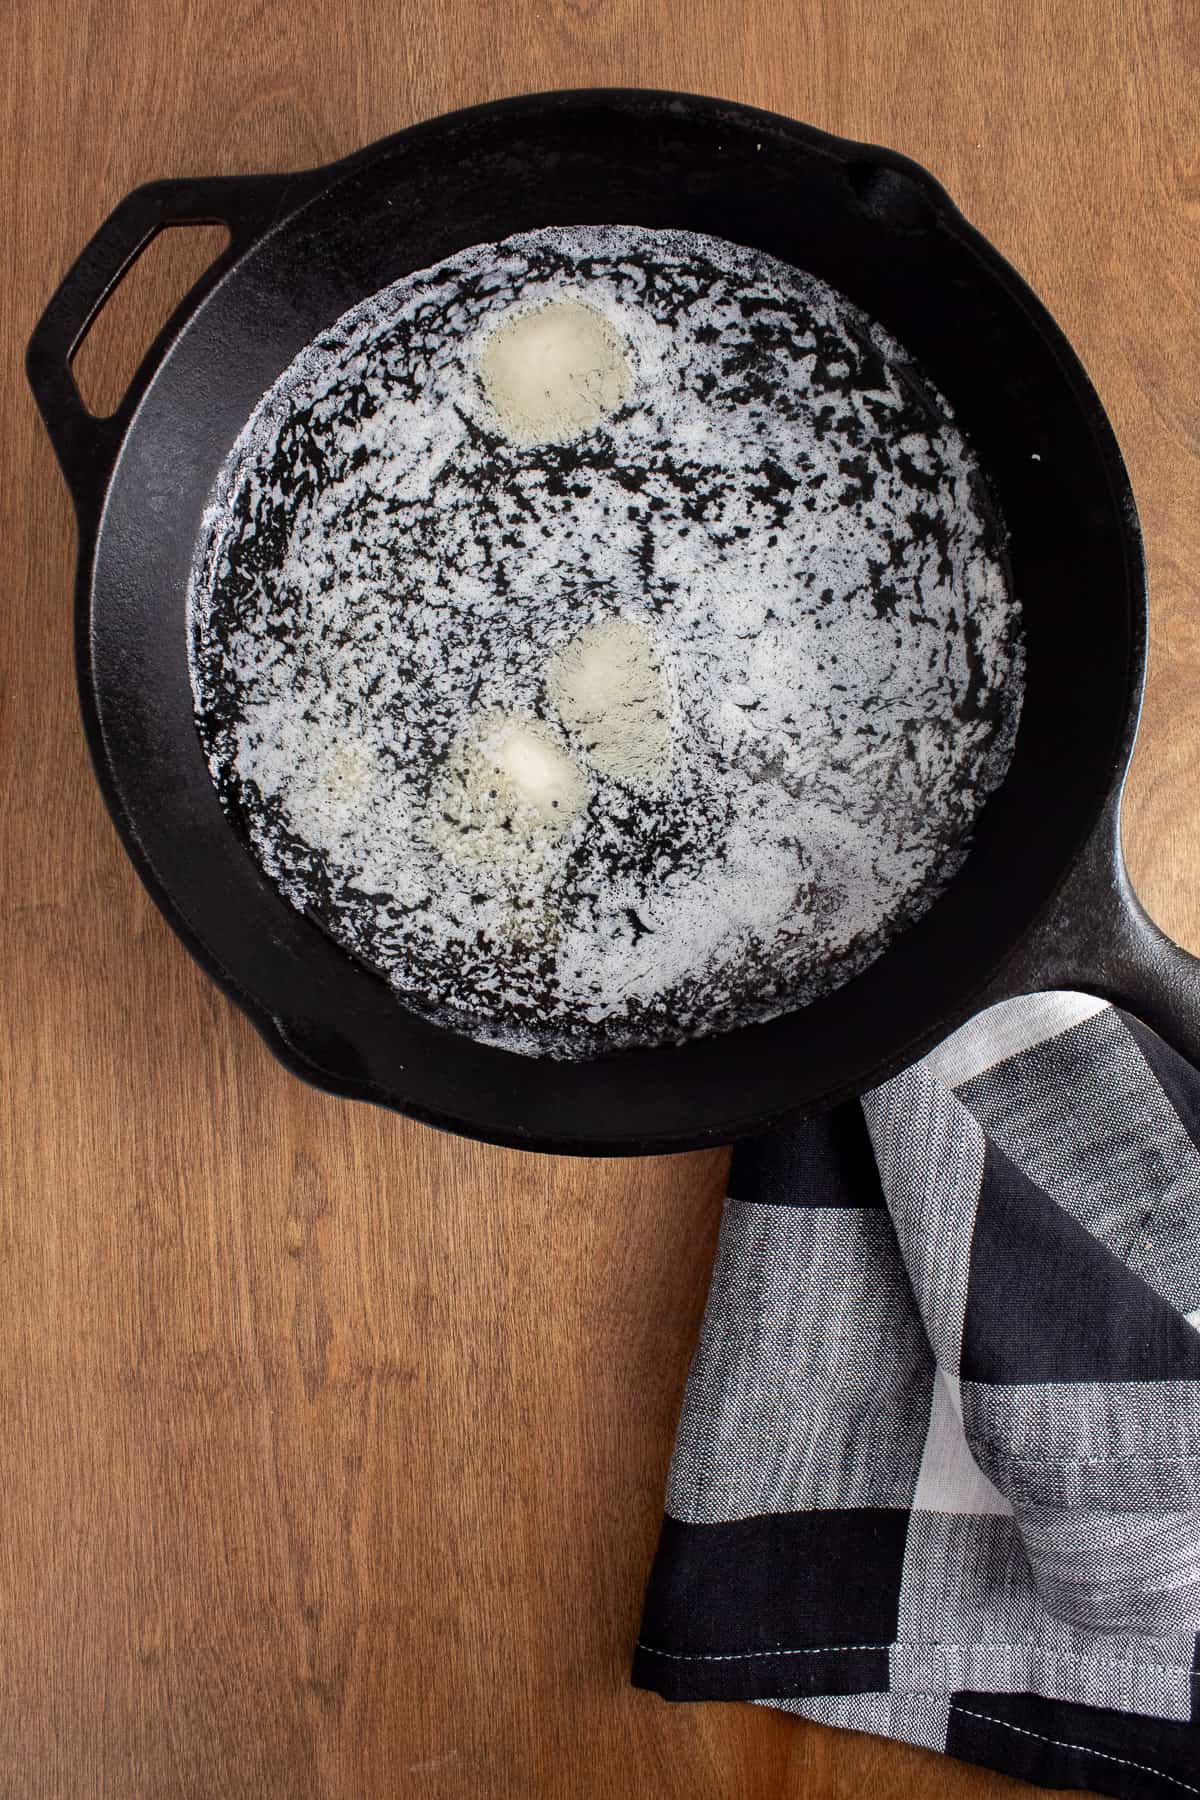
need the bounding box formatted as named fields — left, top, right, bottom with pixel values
left=478, top=299, right=631, bottom=445
left=546, top=616, right=672, bottom=790
left=494, top=724, right=583, bottom=816
left=428, top=714, right=588, bottom=873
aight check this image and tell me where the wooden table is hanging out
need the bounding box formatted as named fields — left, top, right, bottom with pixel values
left=3, top=3, right=1196, bottom=1794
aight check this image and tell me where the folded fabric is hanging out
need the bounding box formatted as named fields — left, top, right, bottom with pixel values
left=633, top=993, right=1200, bottom=1799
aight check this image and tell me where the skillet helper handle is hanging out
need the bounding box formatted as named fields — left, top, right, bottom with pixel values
left=26, top=173, right=298, bottom=518
left=979, top=793, right=1200, bottom=1066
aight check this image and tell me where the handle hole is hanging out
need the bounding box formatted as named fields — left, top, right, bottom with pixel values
left=70, top=221, right=230, bottom=418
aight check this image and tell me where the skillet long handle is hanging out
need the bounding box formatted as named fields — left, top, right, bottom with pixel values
left=977, top=793, right=1200, bottom=1066
left=26, top=173, right=305, bottom=521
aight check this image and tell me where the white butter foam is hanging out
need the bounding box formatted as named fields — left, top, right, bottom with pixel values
left=189, top=225, right=1023, bottom=1057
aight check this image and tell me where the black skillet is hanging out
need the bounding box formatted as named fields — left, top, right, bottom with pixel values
left=26, top=88, right=1200, bottom=1154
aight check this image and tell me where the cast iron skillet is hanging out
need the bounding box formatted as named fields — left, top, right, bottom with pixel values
left=26, top=88, right=1200, bottom=1154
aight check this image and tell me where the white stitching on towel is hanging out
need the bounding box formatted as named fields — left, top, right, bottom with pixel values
left=635, top=1642, right=886, bottom=1661
left=949, top=1704, right=1200, bottom=1796
left=637, top=1641, right=1200, bottom=1679
left=980, top=1453, right=1200, bottom=1468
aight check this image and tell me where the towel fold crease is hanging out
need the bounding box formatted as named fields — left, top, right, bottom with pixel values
left=634, top=993, right=1200, bottom=1798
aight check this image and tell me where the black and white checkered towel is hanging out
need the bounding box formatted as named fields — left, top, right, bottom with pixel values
left=633, top=993, right=1200, bottom=1799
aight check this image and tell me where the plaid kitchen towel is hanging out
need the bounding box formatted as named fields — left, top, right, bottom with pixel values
left=633, top=993, right=1200, bottom=1799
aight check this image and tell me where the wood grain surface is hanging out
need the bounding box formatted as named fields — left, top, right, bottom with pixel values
left=2, top=2, right=1197, bottom=1795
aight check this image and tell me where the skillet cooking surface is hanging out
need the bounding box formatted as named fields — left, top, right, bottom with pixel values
left=189, top=221, right=1023, bottom=1061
